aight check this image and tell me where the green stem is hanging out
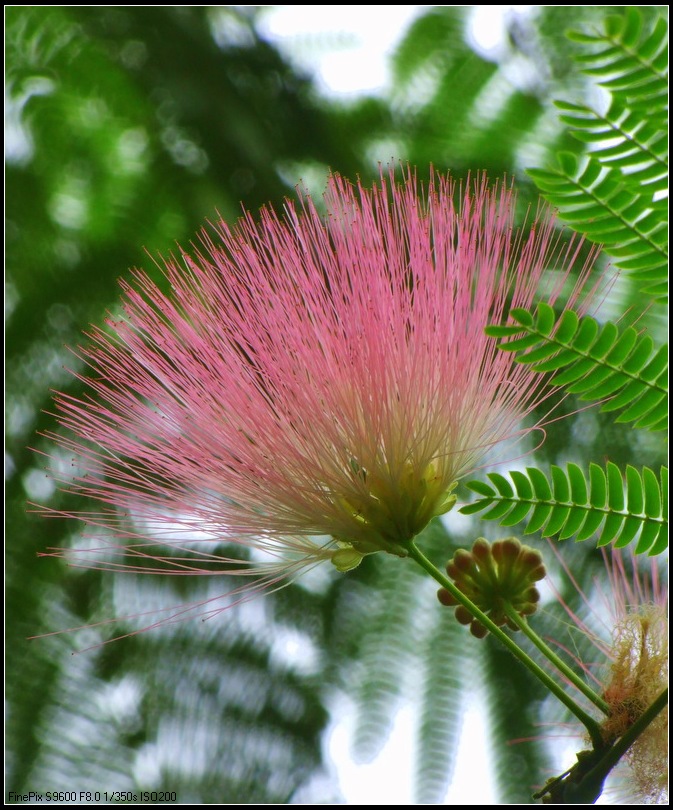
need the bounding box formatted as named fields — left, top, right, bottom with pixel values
left=590, top=687, right=668, bottom=779
left=564, top=688, right=668, bottom=804
left=502, top=603, right=610, bottom=715
left=407, top=542, right=605, bottom=749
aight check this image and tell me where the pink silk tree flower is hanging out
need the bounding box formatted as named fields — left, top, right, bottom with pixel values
left=37, top=168, right=599, bottom=624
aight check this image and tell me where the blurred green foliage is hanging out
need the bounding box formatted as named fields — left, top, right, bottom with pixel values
left=6, top=6, right=666, bottom=803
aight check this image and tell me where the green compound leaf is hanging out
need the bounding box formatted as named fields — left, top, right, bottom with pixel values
left=461, top=464, right=667, bottom=555
left=528, top=7, right=668, bottom=299
left=553, top=99, right=667, bottom=193
left=567, top=8, right=668, bottom=112
left=486, top=303, right=668, bottom=431
left=528, top=154, right=667, bottom=298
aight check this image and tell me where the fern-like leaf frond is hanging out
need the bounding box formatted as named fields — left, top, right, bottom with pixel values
left=554, top=99, right=667, bottom=192
left=486, top=303, right=668, bottom=431
left=567, top=7, right=668, bottom=113
left=461, top=463, right=667, bottom=555
left=528, top=7, right=668, bottom=299
left=528, top=153, right=667, bottom=298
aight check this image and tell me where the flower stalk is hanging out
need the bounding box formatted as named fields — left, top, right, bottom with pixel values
left=579, top=688, right=669, bottom=799
left=501, top=602, right=610, bottom=715
left=534, top=688, right=668, bottom=804
left=407, top=541, right=605, bottom=748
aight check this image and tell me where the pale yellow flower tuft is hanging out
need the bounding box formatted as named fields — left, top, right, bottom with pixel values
left=602, top=605, right=668, bottom=803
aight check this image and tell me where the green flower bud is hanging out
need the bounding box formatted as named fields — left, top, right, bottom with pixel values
left=437, top=537, right=548, bottom=637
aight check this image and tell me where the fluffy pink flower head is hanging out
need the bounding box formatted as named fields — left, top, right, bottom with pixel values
left=39, top=168, right=597, bottom=617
